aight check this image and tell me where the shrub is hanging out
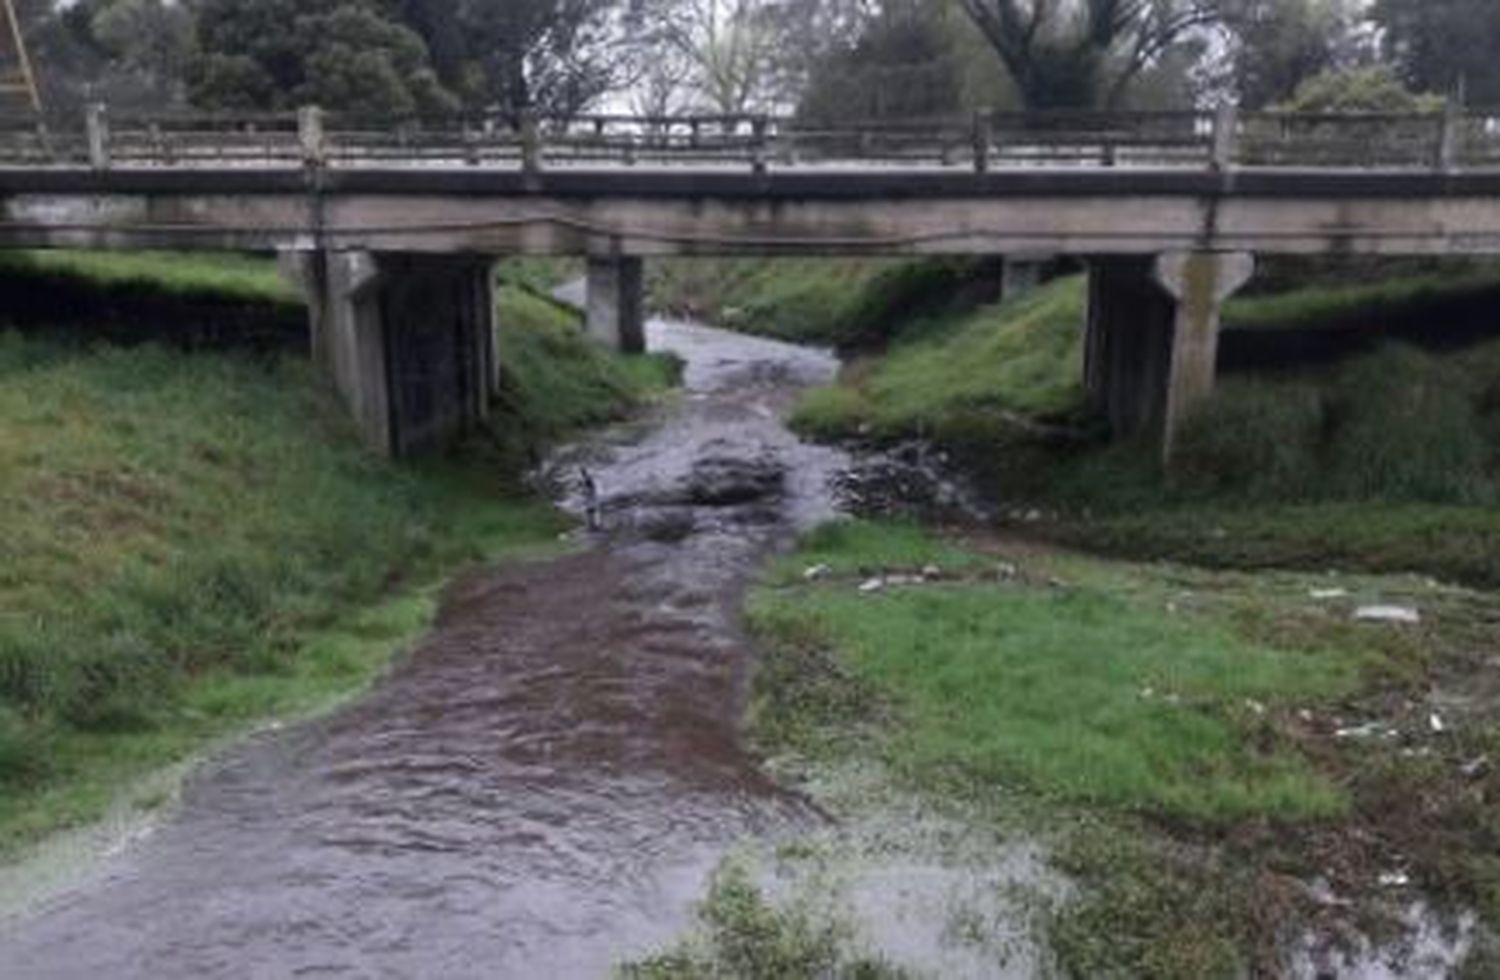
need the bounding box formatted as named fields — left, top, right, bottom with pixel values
left=1326, top=345, right=1491, bottom=503
left=1173, top=379, right=1326, bottom=500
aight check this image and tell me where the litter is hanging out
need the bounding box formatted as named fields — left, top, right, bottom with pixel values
left=1354, top=605, right=1421, bottom=625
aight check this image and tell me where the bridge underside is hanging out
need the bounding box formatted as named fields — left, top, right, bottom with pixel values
left=8, top=166, right=1500, bottom=459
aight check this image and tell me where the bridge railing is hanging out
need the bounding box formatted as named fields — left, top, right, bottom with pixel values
left=0, top=105, right=1496, bottom=173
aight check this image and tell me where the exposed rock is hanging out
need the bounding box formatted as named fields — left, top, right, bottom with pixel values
left=682, top=452, right=785, bottom=506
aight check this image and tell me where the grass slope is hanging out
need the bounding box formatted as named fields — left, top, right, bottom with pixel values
left=749, top=521, right=1500, bottom=976
left=784, top=268, right=1500, bottom=586
left=0, top=266, right=671, bottom=852
left=752, top=523, right=1351, bottom=822
left=0, top=250, right=297, bottom=304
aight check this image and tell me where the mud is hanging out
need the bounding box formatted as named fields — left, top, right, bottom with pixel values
left=0, top=319, right=850, bottom=978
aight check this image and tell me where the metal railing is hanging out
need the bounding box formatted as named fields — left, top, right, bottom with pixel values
left=0, top=104, right=1496, bottom=174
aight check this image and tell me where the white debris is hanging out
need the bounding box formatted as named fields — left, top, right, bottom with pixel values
left=1429, top=712, right=1446, bottom=734
left=1336, top=722, right=1398, bottom=740
left=995, top=562, right=1020, bottom=580
left=921, top=564, right=943, bottom=581
left=1246, top=699, right=1267, bottom=716
left=803, top=563, right=833, bottom=582
left=886, top=574, right=924, bottom=587
left=1310, top=588, right=1349, bottom=600
left=1354, top=605, right=1421, bottom=625
left=1461, top=756, right=1491, bottom=779
left=858, top=578, right=886, bottom=594
left=1379, top=871, right=1411, bottom=888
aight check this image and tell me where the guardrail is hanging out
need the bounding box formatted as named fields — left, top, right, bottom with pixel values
left=0, top=105, right=1496, bottom=173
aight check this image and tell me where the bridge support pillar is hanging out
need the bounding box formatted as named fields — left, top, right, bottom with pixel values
left=587, top=256, right=646, bottom=354
left=1085, top=251, right=1254, bottom=462
left=283, top=250, right=499, bottom=457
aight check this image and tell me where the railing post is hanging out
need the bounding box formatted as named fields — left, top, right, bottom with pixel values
left=85, top=102, right=110, bottom=170
left=1212, top=103, right=1238, bottom=170
left=1437, top=99, right=1463, bottom=171
left=520, top=111, right=541, bottom=175
left=972, top=107, right=991, bottom=174
left=298, top=105, right=326, bottom=168
left=751, top=116, right=768, bottom=175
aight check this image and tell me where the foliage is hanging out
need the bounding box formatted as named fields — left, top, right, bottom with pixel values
left=751, top=522, right=1352, bottom=821
left=1276, top=64, right=1442, bottom=113
left=190, top=0, right=456, bottom=115
left=1372, top=0, right=1500, bottom=106
left=0, top=262, right=671, bottom=848
left=955, top=0, right=1222, bottom=108
left=620, top=861, right=907, bottom=979
left=798, top=0, right=967, bottom=122
left=390, top=0, right=626, bottom=114
left=1221, top=0, right=1367, bottom=109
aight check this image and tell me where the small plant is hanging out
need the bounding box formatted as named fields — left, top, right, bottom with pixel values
left=619, top=862, right=907, bottom=980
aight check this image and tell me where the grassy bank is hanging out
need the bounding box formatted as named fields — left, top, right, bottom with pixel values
left=744, top=521, right=1500, bottom=976
left=777, top=265, right=1500, bottom=587
left=0, top=257, right=672, bottom=853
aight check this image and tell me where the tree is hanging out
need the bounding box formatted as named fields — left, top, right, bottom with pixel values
left=1220, top=0, right=1366, bottom=109
left=1277, top=65, right=1441, bottom=114
left=1371, top=0, right=1500, bottom=106
left=954, top=0, right=1222, bottom=109
left=190, top=0, right=456, bottom=115
left=388, top=0, right=627, bottom=116
left=799, top=0, right=966, bottom=121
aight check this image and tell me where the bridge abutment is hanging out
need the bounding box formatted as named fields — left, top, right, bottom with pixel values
left=283, top=250, right=499, bottom=456
left=1085, top=251, right=1254, bottom=462
left=587, top=256, right=646, bottom=354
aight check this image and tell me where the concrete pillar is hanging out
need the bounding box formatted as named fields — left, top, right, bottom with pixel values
left=284, top=250, right=499, bottom=457
left=586, top=256, right=646, bottom=354
left=1085, top=251, right=1254, bottom=461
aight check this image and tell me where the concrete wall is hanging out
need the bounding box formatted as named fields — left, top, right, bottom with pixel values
left=283, top=250, right=498, bottom=456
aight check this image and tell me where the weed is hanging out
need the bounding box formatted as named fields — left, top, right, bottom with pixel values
left=619, top=862, right=908, bottom=979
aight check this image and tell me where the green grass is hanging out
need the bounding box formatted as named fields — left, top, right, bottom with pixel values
left=1224, top=267, right=1500, bottom=331
left=746, top=521, right=1500, bottom=975
left=649, top=258, right=895, bottom=345
left=751, top=522, right=1354, bottom=823
left=619, top=861, right=907, bottom=980
left=0, top=275, right=671, bottom=852
left=0, top=250, right=297, bottom=304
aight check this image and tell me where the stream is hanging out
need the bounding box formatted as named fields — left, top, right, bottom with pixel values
left=0, top=318, right=859, bottom=978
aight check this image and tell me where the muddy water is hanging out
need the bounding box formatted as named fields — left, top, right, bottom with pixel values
left=0, top=320, right=850, bottom=979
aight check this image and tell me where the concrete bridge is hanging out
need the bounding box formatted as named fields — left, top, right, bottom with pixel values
left=4, top=105, right=1500, bottom=458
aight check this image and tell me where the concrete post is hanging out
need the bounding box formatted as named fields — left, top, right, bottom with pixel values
left=298, top=105, right=326, bottom=167
left=1211, top=104, right=1238, bottom=170
left=586, top=255, right=646, bottom=354
left=1085, top=251, right=1254, bottom=462
left=85, top=102, right=109, bottom=170
left=288, top=251, right=499, bottom=457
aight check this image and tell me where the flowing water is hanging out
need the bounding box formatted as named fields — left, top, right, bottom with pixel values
left=0, top=318, right=858, bottom=979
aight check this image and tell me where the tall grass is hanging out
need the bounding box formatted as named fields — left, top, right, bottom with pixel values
left=0, top=250, right=296, bottom=303
left=0, top=271, right=672, bottom=845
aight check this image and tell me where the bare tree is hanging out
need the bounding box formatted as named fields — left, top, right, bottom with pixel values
left=649, top=0, right=783, bottom=115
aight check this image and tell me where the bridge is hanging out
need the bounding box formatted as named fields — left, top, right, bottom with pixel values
left=4, top=105, right=1500, bottom=458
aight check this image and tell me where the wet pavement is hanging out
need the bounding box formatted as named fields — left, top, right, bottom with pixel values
left=0, top=319, right=851, bottom=978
